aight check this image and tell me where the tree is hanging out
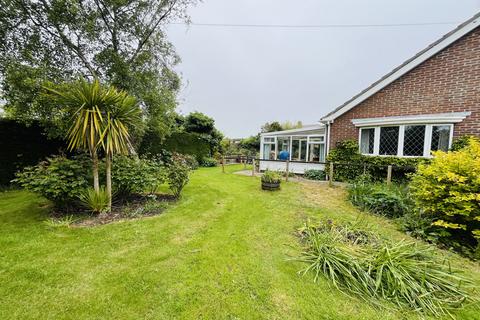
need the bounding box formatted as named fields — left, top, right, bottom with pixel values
left=183, top=111, right=223, bottom=156
left=184, top=112, right=215, bottom=134
left=47, top=79, right=114, bottom=192
left=261, top=121, right=283, bottom=133
left=0, top=0, right=194, bottom=140
left=100, top=89, right=142, bottom=211
left=48, top=79, right=141, bottom=211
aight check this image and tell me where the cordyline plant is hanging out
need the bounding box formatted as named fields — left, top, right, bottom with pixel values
left=47, top=78, right=142, bottom=212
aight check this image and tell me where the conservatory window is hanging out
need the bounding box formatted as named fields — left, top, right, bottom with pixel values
left=291, top=138, right=307, bottom=161
left=262, top=137, right=275, bottom=160
left=308, top=137, right=325, bottom=162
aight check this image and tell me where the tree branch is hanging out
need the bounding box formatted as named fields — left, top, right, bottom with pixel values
left=128, top=0, right=177, bottom=63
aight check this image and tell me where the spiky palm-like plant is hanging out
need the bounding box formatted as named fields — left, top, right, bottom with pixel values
left=48, top=79, right=141, bottom=212
left=47, top=79, right=119, bottom=192
left=100, top=91, right=141, bottom=211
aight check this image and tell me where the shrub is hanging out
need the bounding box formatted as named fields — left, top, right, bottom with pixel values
left=78, top=187, right=110, bottom=214
left=348, top=180, right=412, bottom=218
left=451, top=135, right=480, bottom=151
left=199, top=157, right=217, bottom=167
left=183, top=154, right=199, bottom=170
left=298, top=221, right=472, bottom=317
left=0, top=119, right=66, bottom=185
left=410, top=138, right=480, bottom=258
left=327, top=140, right=425, bottom=182
left=261, top=170, right=282, bottom=184
left=112, top=155, right=165, bottom=196
left=166, top=153, right=191, bottom=198
left=303, top=169, right=325, bottom=181
left=13, top=155, right=91, bottom=207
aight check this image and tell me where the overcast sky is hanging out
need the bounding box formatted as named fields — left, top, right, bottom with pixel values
left=166, top=0, right=480, bottom=138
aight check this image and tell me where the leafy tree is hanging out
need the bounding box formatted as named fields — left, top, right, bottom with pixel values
left=261, top=121, right=283, bottom=133
left=183, top=111, right=223, bottom=156
left=0, top=0, right=194, bottom=140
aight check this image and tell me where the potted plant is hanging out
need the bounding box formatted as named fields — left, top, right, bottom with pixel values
left=261, top=170, right=281, bottom=191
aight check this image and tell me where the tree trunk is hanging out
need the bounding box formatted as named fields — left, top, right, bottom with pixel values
left=92, top=152, right=100, bottom=193
left=106, top=153, right=112, bottom=212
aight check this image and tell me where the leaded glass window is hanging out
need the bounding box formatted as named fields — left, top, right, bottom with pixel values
left=403, top=125, right=425, bottom=156
left=379, top=126, right=399, bottom=155
left=360, top=128, right=375, bottom=154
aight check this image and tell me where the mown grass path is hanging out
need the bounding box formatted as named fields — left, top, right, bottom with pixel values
left=1, top=165, right=479, bottom=319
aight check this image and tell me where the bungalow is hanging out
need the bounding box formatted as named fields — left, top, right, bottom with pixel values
left=260, top=12, right=480, bottom=174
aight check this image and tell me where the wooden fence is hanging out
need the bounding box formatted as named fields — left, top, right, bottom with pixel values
left=221, top=156, right=417, bottom=186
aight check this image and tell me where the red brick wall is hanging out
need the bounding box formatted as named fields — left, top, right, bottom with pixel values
left=329, top=28, right=480, bottom=149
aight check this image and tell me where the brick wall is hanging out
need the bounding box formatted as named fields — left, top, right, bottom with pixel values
left=329, top=27, right=480, bottom=149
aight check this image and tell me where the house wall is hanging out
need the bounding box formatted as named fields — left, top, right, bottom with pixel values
left=329, top=27, right=480, bottom=149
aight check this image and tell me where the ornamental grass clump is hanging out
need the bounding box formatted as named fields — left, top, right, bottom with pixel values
left=298, top=221, right=473, bottom=317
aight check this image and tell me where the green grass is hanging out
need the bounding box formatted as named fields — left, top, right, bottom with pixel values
left=1, top=165, right=479, bottom=319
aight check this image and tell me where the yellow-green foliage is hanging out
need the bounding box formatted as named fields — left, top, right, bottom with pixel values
left=410, top=138, right=480, bottom=251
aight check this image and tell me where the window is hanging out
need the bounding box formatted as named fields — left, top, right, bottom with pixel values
left=403, top=125, right=425, bottom=156
left=308, top=137, right=326, bottom=162
left=292, top=138, right=307, bottom=161
left=379, top=126, right=399, bottom=155
left=360, top=128, right=375, bottom=154
left=358, top=124, right=453, bottom=158
left=431, top=125, right=451, bottom=152
left=262, top=137, right=275, bottom=160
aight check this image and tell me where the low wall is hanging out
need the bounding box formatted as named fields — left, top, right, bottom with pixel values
left=259, top=160, right=324, bottom=174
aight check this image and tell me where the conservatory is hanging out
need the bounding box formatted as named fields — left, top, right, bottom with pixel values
left=259, top=124, right=327, bottom=174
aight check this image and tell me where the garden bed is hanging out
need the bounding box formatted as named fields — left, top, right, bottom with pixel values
left=48, top=193, right=176, bottom=227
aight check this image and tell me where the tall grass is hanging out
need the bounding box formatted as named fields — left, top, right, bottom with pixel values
left=298, top=221, right=473, bottom=317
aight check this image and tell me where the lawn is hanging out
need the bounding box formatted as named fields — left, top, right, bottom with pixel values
left=1, top=165, right=479, bottom=319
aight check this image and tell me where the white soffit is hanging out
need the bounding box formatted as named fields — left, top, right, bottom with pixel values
left=351, top=112, right=471, bottom=127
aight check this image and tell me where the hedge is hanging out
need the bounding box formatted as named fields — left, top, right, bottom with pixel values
left=0, top=119, right=66, bottom=185
left=327, top=140, right=427, bottom=182
left=139, top=131, right=211, bottom=161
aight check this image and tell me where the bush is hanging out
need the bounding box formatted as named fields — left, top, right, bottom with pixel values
left=327, top=140, right=425, bottom=182
left=303, top=169, right=325, bottom=181
left=0, top=119, right=66, bottom=185
left=112, top=155, right=165, bottom=196
left=78, top=187, right=110, bottom=214
left=199, top=157, right=217, bottom=167
left=13, top=155, right=91, bottom=207
left=261, top=170, right=282, bottom=184
left=166, top=153, right=191, bottom=198
left=410, top=138, right=480, bottom=258
left=182, top=154, right=199, bottom=170
left=348, top=181, right=413, bottom=219
left=451, top=135, right=480, bottom=151
left=298, top=221, right=472, bottom=317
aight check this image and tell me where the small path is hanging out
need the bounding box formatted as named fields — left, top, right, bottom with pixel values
left=233, top=170, right=347, bottom=186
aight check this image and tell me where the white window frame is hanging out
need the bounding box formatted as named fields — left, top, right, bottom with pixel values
left=358, top=124, right=454, bottom=158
